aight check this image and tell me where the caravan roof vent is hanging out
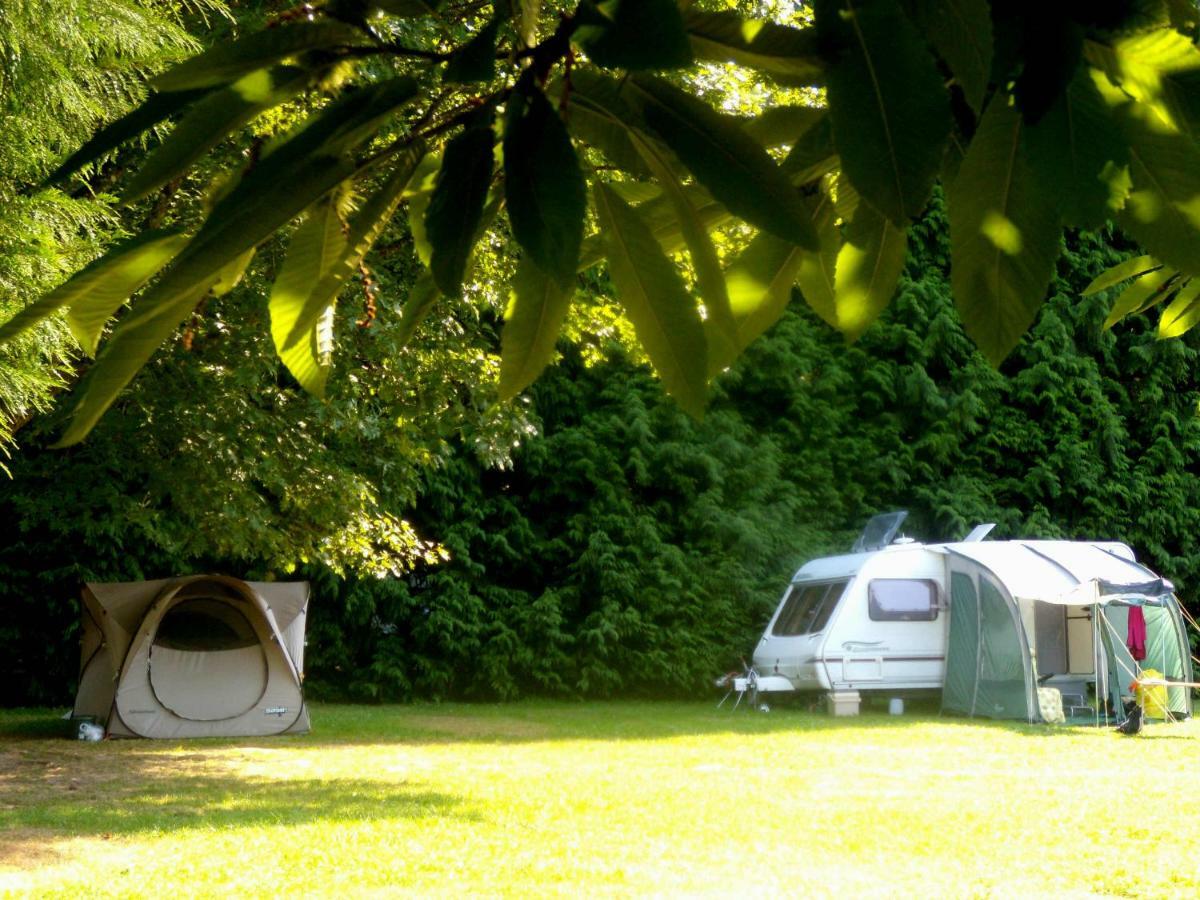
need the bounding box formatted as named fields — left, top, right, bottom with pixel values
left=963, top=523, right=996, bottom=542
left=852, top=511, right=909, bottom=553
left=892, top=536, right=916, bottom=545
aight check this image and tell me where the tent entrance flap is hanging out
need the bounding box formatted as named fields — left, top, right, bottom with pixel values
left=943, top=556, right=1036, bottom=722
left=150, top=644, right=269, bottom=720
left=1098, top=602, right=1192, bottom=718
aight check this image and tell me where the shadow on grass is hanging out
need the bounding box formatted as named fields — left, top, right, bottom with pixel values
left=0, top=769, right=469, bottom=848
left=293, top=696, right=968, bottom=745
left=1116, top=732, right=1197, bottom=741
left=0, top=710, right=75, bottom=741
left=0, top=696, right=1192, bottom=750
left=0, top=699, right=944, bottom=747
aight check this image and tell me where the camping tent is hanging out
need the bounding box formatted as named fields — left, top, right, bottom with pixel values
left=942, top=542, right=1193, bottom=724
left=73, top=575, right=310, bottom=738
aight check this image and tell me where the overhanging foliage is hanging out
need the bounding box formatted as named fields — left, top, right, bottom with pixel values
left=7, top=1, right=1200, bottom=440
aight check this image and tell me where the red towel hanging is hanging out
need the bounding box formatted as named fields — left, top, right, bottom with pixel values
left=1127, top=606, right=1147, bottom=662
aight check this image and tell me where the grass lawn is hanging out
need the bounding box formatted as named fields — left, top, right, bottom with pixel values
left=2, top=700, right=1198, bottom=897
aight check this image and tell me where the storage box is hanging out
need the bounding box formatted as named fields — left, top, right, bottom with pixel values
left=827, top=690, right=861, bottom=716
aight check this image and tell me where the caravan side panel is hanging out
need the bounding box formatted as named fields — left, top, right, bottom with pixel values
left=820, top=547, right=949, bottom=692
left=752, top=546, right=950, bottom=694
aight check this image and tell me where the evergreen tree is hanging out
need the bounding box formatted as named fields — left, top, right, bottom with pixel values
left=0, top=0, right=219, bottom=454
left=301, top=204, right=1200, bottom=702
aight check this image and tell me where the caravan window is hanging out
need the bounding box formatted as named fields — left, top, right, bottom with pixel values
left=772, top=581, right=849, bottom=636
left=869, top=579, right=938, bottom=621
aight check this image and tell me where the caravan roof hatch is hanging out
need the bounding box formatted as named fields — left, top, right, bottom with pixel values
left=851, top=511, right=909, bottom=552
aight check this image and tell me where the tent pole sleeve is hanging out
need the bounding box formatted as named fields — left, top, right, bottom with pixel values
left=1093, top=605, right=1099, bottom=728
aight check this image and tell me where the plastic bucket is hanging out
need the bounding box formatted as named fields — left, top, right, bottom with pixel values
left=1135, top=669, right=1169, bottom=720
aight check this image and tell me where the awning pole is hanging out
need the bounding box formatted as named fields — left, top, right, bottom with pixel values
left=1093, top=604, right=1100, bottom=729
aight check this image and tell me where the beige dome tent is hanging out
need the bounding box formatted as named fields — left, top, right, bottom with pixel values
left=73, top=575, right=310, bottom=738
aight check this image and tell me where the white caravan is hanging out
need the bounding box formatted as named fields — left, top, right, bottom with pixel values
left=749, top=512, right=1190, bottom=717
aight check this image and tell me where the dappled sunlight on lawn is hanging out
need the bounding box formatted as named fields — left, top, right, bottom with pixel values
left=2, top=703, right=1199, bottom=896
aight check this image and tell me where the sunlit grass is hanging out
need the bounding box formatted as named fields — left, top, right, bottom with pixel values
left=2, top=700, right=1199, bottom=896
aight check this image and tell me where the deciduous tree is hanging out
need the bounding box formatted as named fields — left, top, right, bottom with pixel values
left=9, top=1, right=1200, bottom=438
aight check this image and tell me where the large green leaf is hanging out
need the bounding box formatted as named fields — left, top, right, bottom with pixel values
left=1158, top=278, right=1200, bottom=337
left=794, top=191, right=841, bottom=329
left=562, top=99, right=652, bottom=177
left=403, top=151, right=442, bottom=197
left=627, top=75, right=816, bottom=248
left=577, top=187, right=730, bottom=271
left=52, top=80, right=420, bottom=444
left=834, top=199, right=908, bottom=340
left=153, top=22, right=365, bottom=92
left=560, top=70, right=653, bottom=177
left=408, top=189, right=434, bottom=267
left=708, top=232, right=805, bottom=376
left=168, top=80, right=419, bottom=289
left=741, top=105, right=825, bottom=148
left=781, top=115, right=837, bottom=184
left=396, top=189, right=503, bottom=348
left=949, top=98, right=1063, bottom=365
left=941, top=130, right=968, bottom=185
left=394, top=270, right=441, bottom=347
left=907, top=0, right=992, bottom=114
left=185, top=155, right=354, bottom=278
left=574, top=0, right=692, bottom=70
left=258, top=77, right=419, bottom=169
left=281, top=144, right=426, bottom=353
left=0, top=229, right=189, bottom=352
left=55, top=155, right=358, bottom=444
left=818, top=0, right=951, bottom=225
left=1085, top=29, right=1200, bottom=141
left=427, top=114, right=495, bottom=296
left=1082, top=255, right=1161, bottom=296
left=207, top=247, right=256, bottom=298
left=682, top=10, right=823, bottom=85
left=54, top=279, right=214, bottom=448
left=122, top=66, right=312, bottom=203
left=831, top=173, right=864, bottom=223
left=67, top=235, right=198, bottom=356
left=46, top=88, right=211, bottom=185
left=607, top=183, right=663, bottom=204
left=504, top=84, right=586, bottom=287
left=627, top=129, right=738, bottom=360
left=1093, top=70, right=1200, bottom=276
left=443, top=5, right=507, bottom=83
left=592, top=182, right=708, bottom=417
left=1024, top=68, right=1131, bottom=229
left=499, top=256, right=573, bottom=400
left=271, top=197, right=348, bottom=396
left=1103, top=267, right=1175, bottom=329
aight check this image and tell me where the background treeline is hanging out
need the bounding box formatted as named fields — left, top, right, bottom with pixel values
left=301, top=210, right=1200, bottom=701
left=5, top=2, right=1200, bottom=706
left=6, top=201, right=1200, bottom=705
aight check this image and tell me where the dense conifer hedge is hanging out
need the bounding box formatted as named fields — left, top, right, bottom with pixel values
left=300, top=215, right=1200, bottom=701
left=5, top=210, right=1200, bottom=704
